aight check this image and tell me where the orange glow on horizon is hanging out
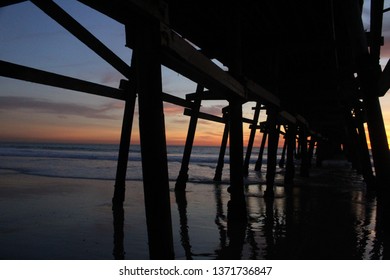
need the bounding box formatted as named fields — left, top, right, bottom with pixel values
left=1, top=102, right=389, bottom=148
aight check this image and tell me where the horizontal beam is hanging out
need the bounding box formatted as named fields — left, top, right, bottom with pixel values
left=248, top=125, right=286, bottom=136
left=279, top=110, right=297, bottom=124
left=245, top=79, right=280, bottom=106
left=242, top=117, right=254, bottom=124
left=186, top=90, right=226, bottom=100
left=160, top=23, right=246, bottom=99
left=0, top=60, right=125, bottom=100
left=32, top=0, right=132, bottom=79
left=160, top=24, right=282, bottom=107
left=296, top=114, right=309, bottom=127
left=184, top=108, right=225, bottom=123
left=162, top=92, right=192, bottom=108
left=184, top=108, right=254, bottom=124
left=81, top=1, right=282, bottom=106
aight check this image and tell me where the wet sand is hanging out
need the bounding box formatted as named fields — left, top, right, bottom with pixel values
left=0, top=171, right=229, bottom=260
left=0, top=171, right=147, bottom=259
left=0, top=164, right=385, bottom=260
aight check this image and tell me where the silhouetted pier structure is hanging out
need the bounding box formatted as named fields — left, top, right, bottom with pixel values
left=1, top=0, right=390, bottom=259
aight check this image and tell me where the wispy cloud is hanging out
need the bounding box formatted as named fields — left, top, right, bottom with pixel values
left=163, top=102, right=186, bottom=114
left=0, top=96, right=123, bottom=120
left=100, top=71, right=123, bottom=85
left=200, top=105, right=225, bottom=116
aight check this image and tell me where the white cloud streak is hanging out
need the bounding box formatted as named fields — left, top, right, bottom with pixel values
left=0, top=96, right=123, bottom=120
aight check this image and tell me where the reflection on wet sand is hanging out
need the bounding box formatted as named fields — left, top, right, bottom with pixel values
left=112, top=198, right=125, bottom=260
left=115, top=169, right=389, bottom=259
left=174, top=190, right=193, bottom=260
left=189, top=185, right=386, bottom=259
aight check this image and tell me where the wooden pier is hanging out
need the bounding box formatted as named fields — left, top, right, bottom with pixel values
left=1, top=0, right=390, bottom=259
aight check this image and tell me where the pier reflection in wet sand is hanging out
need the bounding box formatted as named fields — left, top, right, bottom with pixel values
left=118, top=166, right=388, bottom=260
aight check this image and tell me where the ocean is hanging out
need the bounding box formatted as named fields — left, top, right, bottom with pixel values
left=0, top=142, right=273, bottom=184
left=0, top=142, right=386, bottom=260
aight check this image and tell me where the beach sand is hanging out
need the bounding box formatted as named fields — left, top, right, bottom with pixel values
left=0, top=171, right=147, bottom=259
left=0, top=171, right=231, bottom=260
left=0, top=164, right=383, bottom=260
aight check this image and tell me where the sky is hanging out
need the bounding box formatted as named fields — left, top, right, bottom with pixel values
left=1, top=0, right=390, bottom=147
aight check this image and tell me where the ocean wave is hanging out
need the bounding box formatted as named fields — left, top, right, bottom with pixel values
left=0, top=143, right=272, bottom=183
left=0, top=147, right=232, bottom=164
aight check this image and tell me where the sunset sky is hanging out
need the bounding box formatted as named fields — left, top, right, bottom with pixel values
left=1, top=0, right=390, bottom=147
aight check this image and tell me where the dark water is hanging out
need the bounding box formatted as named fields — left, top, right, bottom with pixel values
left=0, top=143, right=388, bottom=259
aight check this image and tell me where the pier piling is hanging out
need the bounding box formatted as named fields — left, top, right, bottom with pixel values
left=264, top=108, right=279, bottom=198
left=254, top=127, right=268, bottom=172
left=2, top=0, right=390, bottom=260
left=244, top=103, right=262, bottom=176
left=285, top=124, right=297, bottom=185
left=175, top=85, right=203, bottom=191
left=279, top=135, right=287, bottom=168
left=214, top=109, right=230, bottom=182
left=299, top=126, right=310, bottom=177
left=132, top=13, right=174, bottom=259
left=227, top=98, right=247, bottom=219
left=113, top=79, right=136, bottom=205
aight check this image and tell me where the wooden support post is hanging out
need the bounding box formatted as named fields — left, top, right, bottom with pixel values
left=226, top=3, right=246, bottom=219
left=132, top=14, right=174, bottom=259
left=112, top=67, right=136, bottom=261
left=351, top=0, right=390, bottom=189
left=243, top=103, right=262, bottom=176
left=112, top=80, right=136, bottom=260
left=307, top=136, right=316, bottom=169
left=364, top=95, right=390, bottom=186
left=279, top=135, right=287, bottom=168
left=316, top=139, right=325, bottom=167
left=284, top=124, right=296, bottom=185
left=295, top=133, right=302, bottom=159
left=214, top=110, right=229, bottom=182
left=228, top=98, right=245, bottom=199
left=175, top=85, right=203, bottom=191
left=356, top=112, right=375, bottom=187
left=254, top=129, right=268, bottom=172
left=299, top=127, right=310, bottom=177
left=113, top=79, right=137, bottom=205
left=265, top=108, right=279, bottom=198
left=346, top=117, right=363, bottom=173
left=226, top=97, right=247, bottom=230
